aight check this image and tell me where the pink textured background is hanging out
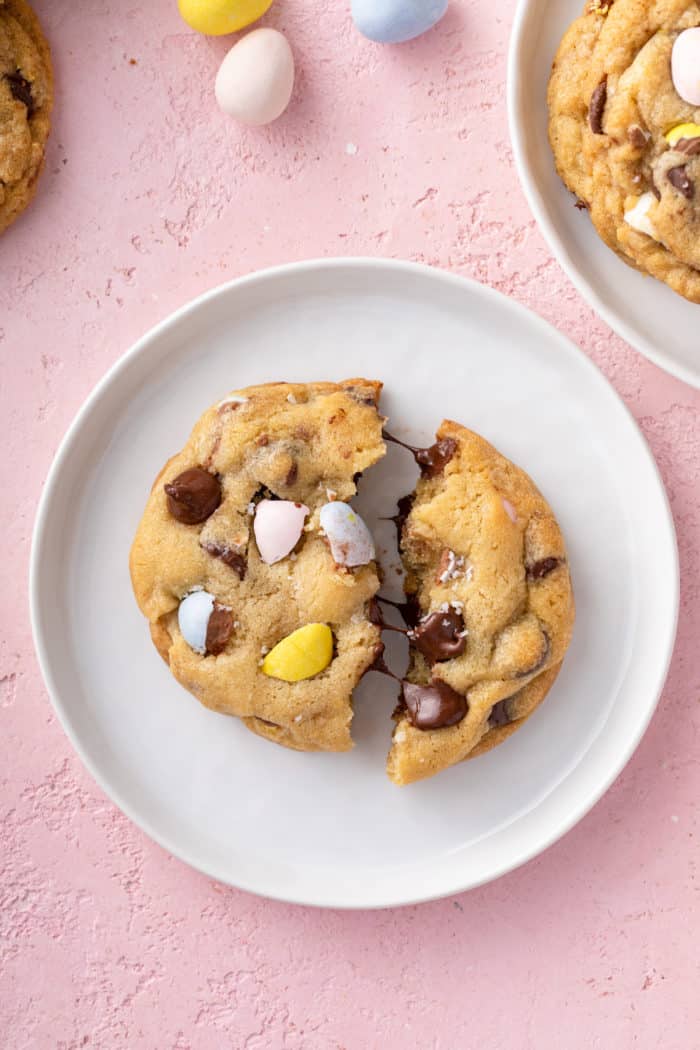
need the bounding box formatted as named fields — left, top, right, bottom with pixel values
left=2, top=1, right=699, bottom=1046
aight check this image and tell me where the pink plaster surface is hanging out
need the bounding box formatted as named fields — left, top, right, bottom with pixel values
left=1, top=0, right=699, bottom=1046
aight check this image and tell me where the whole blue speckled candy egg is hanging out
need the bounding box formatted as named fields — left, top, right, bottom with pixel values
left=351, top=0, right=448, bottom=44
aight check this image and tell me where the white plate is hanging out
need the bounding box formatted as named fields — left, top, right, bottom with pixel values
left=508, top=0, right=700, bottom=389
left=30, top=259, right=678, bottom=908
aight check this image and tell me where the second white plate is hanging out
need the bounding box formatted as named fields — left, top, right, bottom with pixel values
left=508, top=0, right=700, bottom=388
left=31, top=259, right=678, bottom=907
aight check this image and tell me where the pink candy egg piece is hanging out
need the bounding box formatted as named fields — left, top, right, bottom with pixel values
left=672, top=28, right=700, bottom=107
left=254, top=499, right=309, bottom=564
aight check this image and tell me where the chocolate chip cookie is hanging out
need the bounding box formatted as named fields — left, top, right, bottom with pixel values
left=381, top=422, right=575, bottom=785
left=548, top=0, right=700, bottom=302
left=130, top=380, right=385, bottom=753
left=0, top=0, right=52, bottom=234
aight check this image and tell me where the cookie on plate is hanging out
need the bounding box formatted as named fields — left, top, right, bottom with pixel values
left=0, top=0, right=52, bottom=234
left=548, top=0, right=700, bottom=302
left=130, top=380, right=386, bottom=753
left=384, top=421, right=575, bottom=785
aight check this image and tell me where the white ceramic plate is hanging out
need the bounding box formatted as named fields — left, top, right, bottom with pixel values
left=508, top=0, right=700, bottom=388
left=31, top=259, right=678, bottom=908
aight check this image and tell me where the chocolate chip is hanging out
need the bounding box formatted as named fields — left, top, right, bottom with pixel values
left=285, top=462, right=298, bottom=486
left=164, top=468, right=222, bottom=525
left=383, top=432, right=458, bottom=478
left=627, top=124, right=649, bottom=149
left=5, top=71, right=35, bottom=115
left=410, top=609, right=467, bottom=662
left=402, top=680, right=468, bottom=730
left=526, top=557, right=562, bottom=581
left=489, top=700, right=512, bottom=727
left=201, top=541, right=246, bottom=579
left=588, top=78, right=607, bottom=135
left=668, top=165, right=694, bottom=200
left=676, top=137, right=700, bottom=157
left=205, top=604, right=234, bottom=655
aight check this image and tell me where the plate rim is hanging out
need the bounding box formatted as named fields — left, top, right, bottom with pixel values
left=29, top=257, right=680, bottom=908
left=506, top=0, right=700, bottom=391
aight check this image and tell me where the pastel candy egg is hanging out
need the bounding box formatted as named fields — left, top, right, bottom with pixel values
left=262, top=624, right=334, bottom=681
left=178, top=0, right=273, bottom=35
left=215, top=28, right=295, bottom=126
left=665, top=122, right=700, bottom=146
left=254, top=499, right=309, bottom=564
left=178, top=591, right=235, bottom=654
left=319, top=502, right=375, bottom=567
left=672, top=28, right=700, bottom=106
left=351, top=0, right=448, bottom=44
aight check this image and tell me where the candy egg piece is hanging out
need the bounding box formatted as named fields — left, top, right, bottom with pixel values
left=665, top=122, right=700, bottom=146
left=254, top=499, right=309, bottom=564
left=672, top=28, right=700, bottom=106
left=319, top=502, right=375, bottom=567
left=178, top=0, right=273, bottom=35
left=215, top=28, right=295, bottom=126
left=262, top=624, right=334, bottom=681
left=351, top=0, right=448, bottom=44
left=178, top=590, right=215, bottom=653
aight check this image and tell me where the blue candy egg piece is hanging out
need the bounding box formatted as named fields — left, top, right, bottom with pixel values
left=351, top=0, right=448, bottom=44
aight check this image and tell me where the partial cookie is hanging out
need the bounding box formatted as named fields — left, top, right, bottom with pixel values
left=548, top=0, right=700, bottom=302
left=384, top=421, right=575, bottom=785
left=0, top=0, right=52, bottom=233
left=130, top=380, right=386, bottom=753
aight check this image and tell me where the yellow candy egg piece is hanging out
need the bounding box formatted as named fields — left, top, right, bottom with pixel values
left=262, top=624, right=334, bottom=682
left=178, top=0, right=274, bottom=35
left=665, top=122, right=700, bottom=146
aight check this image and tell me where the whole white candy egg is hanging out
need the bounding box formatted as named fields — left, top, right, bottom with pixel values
left=215, top=27, right=295, bottom=126
left=319, top=502, right=375, bottom=567
left=178, top=590, right=215, bottom=653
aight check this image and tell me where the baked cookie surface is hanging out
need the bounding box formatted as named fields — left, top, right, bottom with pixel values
left=386, top=421, right=575, bottom=785
left=548, top=0, right=700, bottom=302
left=130, top=380, right=385, bottom=753
left=0, top=0, right=52, bottom=233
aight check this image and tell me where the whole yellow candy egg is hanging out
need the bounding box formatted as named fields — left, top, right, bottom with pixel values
left=215, top=28, right=295, bottom=126
left=178, top=0, right=274, bottom=35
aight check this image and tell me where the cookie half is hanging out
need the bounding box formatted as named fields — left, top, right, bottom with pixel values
left=0, top=0, right=53, bottom=234
left=130, top=380, right=386, bottom=753
left=385, top=421, right=575, bottom=785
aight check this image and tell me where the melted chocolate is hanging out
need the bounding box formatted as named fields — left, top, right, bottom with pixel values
left=205, top=604, right=234, bottom=656
left=382, top=494, right=415, bottom=535
left=489, top=699, right=512, bottom=727
left=201, top=542, right=246, bottom=580
left=411, top=609, right=467, bottom=662
left=383, top=431, right=458, bottom=479
left=5, top=71, right=35, bottom=115
left=375, top=594, right=421, bottom=629
left=402, top=680, right=468, bottom=730
left=365, top=641, right=400, bottom=680
left=164, top=468, right=222, bottom=525
left=588, top=78, right=607, bottom=135
left=526, top=557, right=562, bottom=581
